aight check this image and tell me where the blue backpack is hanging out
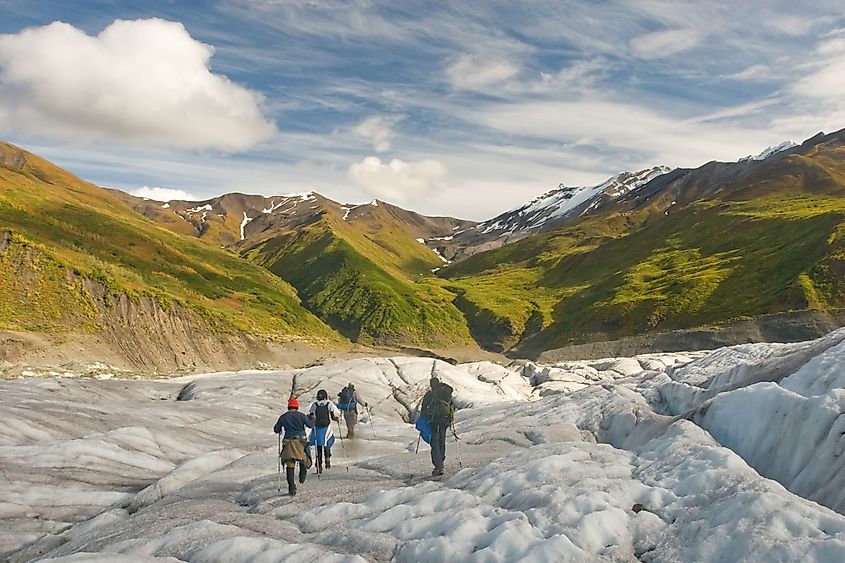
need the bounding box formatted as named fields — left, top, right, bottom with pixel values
left=338, top=386, right=355, bottom=410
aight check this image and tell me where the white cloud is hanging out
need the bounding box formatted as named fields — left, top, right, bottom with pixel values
left=0, top=19, right=277, bottom=150
left=446, top=53, right=520, bottom=91
left=131, top=186, right=199, bottom=201
left=351, top=115, right=402, bottom=152
left=630, top=28, right=704, bottom=59
left=346, top=157, right=448, bottom=204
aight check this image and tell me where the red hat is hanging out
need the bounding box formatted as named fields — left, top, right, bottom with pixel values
left=287, top=397, right=299, bottom=409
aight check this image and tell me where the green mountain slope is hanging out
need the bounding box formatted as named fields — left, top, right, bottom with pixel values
left=0, top=141, right=338, bottom=344
left=242, top=210, right=474, bottom=347
left=441, top=131, right=845, bottom=353
left=112, top=185, right=477, bottom=348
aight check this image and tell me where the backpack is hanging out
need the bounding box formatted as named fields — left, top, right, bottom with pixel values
left=339, top=387, right=354, bottom=405
left=428, top=383, right=454, bottom=423
left=314, top=402, right=330, bottom=427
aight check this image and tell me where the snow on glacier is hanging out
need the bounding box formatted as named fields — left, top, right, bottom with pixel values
left=2, top=337, right=845, bottom=561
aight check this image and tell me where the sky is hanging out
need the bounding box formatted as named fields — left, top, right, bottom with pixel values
left=1, top=1, right=844, bottom=220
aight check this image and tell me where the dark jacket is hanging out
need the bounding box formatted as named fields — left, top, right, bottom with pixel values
left=274, top=410, right=314, bottom=438
left=421, top=381, right=454, bottom=426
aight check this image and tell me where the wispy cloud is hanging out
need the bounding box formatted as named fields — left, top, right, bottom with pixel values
left=793, top=32, right=845, bottom=101
left=629, top=28, right=704, bottom=59
left=467, top=98, right=780, bottom=167
left=725, top=64, right=771, bottom=81
left=446, top=53, right=520, bottom=91
left=2, top=2, right=845, bottom=220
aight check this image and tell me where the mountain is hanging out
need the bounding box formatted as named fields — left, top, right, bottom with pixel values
left=429, top=166, right=673, bottom=262
left=431, top=141, right=796, bottom=263
left=113, top=188, right=478, bottom=347
left=0, top=141, right=339, bottom=372
left=10, top=127, right=845, bottom=362
left=441, top=129, right=845, bottom=353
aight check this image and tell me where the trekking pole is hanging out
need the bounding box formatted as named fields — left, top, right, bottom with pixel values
left=335, top=418, right=349, bottom=472
left=277, top=433, right=282, bottom=492
left=365, top=405, right=376, bottom=440
left=451, top=423, right=463, bottom=469
left=415, top=433, right=421, bottom=454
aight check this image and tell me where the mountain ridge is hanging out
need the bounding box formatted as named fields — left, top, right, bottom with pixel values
left=440, top=127, right=845, bottom=353
left=4, top=128, right=845, bottom=366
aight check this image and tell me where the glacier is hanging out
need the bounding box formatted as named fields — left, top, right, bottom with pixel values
left=1, top=333, right=845, bottom=561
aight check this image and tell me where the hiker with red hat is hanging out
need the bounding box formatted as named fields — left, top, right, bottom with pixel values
left=273, top=397, right=314, bottom=496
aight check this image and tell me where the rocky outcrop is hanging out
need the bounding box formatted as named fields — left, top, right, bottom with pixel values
left=81, top=278, right=281, bottom=372
left=0, top=230, right=11, bottom=254
left=0, top=144, right=26, bottom=172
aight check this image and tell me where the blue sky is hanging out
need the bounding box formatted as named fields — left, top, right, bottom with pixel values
left=1, top=1, right=844, bottom=219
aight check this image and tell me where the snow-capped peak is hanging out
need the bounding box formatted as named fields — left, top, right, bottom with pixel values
left=477, top=165, right=672, bottom=235
left=741, top=140, right=797, bottom=162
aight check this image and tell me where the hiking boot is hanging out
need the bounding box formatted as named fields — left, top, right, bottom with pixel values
left=299, top=468, right=307, bottom=484
left=432, top=468, right=444, bottom=476
left=325, top=458, right=331, bottom=469
left=288, top=485, right=297, bottom=496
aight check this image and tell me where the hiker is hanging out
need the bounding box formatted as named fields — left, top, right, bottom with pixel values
left=337, top=382, right=367, bottom=438
left=273, top=397, right=314, bottom=496
left=420, top=376, right=454, bottom=476
left=307, top=389, right=341, bottom=472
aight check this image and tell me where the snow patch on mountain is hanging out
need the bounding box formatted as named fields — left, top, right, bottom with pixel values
left=475, top=166, right=672, bottom=235
left=240, top=211, right=253, bottom=240
left=417, top=238, right=452, bottom=263
left=262, top=199, right=286, bottom=214
left=277, top=191, right=314, bottom=201
left=187, top=204, right=213, bottom=214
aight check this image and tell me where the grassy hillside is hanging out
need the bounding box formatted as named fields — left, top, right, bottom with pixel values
left=442, top=139, right=845, bottom=353
left=0, top=142, right=338, bottom=342
left=243, top=212, right=473, bottom=347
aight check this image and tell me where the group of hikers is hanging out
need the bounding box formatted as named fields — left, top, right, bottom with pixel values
left=273, top=383, right=366, bottom=495
left=273, top=377, right=456, bottom=495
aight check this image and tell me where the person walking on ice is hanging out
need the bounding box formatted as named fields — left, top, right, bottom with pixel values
left=420, top=376, right=454, bottom=476
left=307, top=389, right=340, bottom=472
left=337, top=382, right=367, bottom=438
left=273, top=397, right=314, bottom=496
